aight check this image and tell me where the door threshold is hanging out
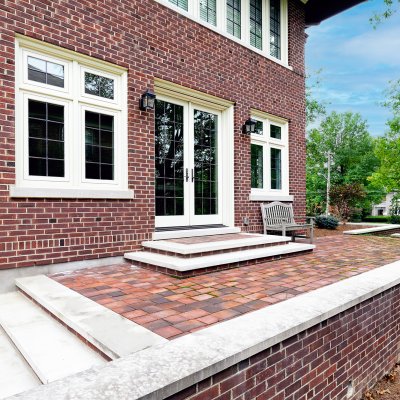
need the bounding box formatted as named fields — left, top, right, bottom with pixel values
left=152, top=226, right=240, bottom=241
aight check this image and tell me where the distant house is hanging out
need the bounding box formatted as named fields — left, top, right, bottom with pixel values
left=372, top=193, right=397, bottom=216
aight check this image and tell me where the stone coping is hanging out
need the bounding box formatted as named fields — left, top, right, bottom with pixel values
left=344, top=224, right=400, bottom=235
left=10, top=259, right=400, bottom=400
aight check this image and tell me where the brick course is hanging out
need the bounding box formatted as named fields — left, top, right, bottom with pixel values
left=166, top=286, right=400, bottom=400
left=0, top=0, right=306, bottom=269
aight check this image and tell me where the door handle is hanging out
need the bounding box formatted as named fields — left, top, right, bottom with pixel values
left=185, top=168, right=189, bottom=182
left=191, top=168, right=194, bottom=182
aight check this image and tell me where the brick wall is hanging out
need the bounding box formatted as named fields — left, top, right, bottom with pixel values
left=0, top=0, right=306, bottom=269
left=166, top=286, right=400, bottom=400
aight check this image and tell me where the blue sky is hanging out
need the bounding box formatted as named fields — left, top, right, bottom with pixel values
left=306, top=1, right=400, bottom=136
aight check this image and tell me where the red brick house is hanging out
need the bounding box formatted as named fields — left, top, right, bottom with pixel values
left=0, top=0, right=363, bottom=272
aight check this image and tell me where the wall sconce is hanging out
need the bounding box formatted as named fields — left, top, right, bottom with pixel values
left=243, top=118, right=256, bottom=135
left=140, top=89, right=156, bottom=111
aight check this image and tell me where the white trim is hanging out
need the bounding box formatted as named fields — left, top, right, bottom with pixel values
left=14, top=35, right=129, bottom=198
left=9, top=186, right=134, bottom=199
left=249, top=193, right=293, bottom=201
left=154, top=80, right=235, bottom=229
left=250, top=111, right=289, bottom=198
left=154, top=0, right=291, bottom=69
left=152, top=226, right=240, bottom=240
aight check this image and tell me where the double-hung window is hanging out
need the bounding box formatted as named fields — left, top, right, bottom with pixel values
left=158, top=0, right=288, bottom=64
left=250, top=112, right=290, bottom=201
left=13, top=36, right=131, bottom=199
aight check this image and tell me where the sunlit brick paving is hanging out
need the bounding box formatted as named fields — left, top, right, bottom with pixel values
left=51, top=235, right=400, bottom=340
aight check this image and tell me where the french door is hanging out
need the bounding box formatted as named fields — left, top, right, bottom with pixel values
left=155, top=96, right=222, bottom=228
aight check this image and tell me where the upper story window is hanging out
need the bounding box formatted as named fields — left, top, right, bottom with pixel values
left=157, top=0, right=288, bottom=64
left=200, top=0, right=217, bottom=25
left=169, top=0, right=188, bottom=10
left=250, top=112, right=289, bottom=198
left=13, top=36, right=130, bottom=198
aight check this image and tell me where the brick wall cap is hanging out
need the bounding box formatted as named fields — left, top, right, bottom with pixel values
left=11, top=259, right=400, bottom=400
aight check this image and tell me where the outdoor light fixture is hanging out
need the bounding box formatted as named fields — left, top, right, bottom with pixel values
left=243, top=118, right=257, bottom=135
left=140, top=89, right=156, bottom=111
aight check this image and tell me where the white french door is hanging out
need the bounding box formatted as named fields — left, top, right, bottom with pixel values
left=155, top=95, right=223, bottom=228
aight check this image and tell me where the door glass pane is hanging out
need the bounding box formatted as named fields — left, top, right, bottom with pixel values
left=194, top=110, right=218, bottom=216
left=271, top=147, right=282, bottom=189
left=251, top=144, right=263, bottom=189
left=155, top=100, right=185, bottom=216
left=270, top=124, right=282, bottom=139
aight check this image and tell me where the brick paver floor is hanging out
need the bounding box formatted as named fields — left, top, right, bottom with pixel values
left=51, top=235, right=400, bottom=340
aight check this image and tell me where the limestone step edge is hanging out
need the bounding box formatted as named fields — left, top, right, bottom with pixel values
left=15, top=275, right=167, bottom=361
left=125, top=243, right=315, bottom=272
left=0, top=292, right=105, bottom=385
left=142, top=233, right=291, bottom=255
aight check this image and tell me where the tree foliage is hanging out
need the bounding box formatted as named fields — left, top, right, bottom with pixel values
left=369, top=80, right=400, bottom=192
left=370, top=0, right=400, bottom=26
left=306, top=112, right=380, bottom=215
left=330, top=183, right=366, bottom=223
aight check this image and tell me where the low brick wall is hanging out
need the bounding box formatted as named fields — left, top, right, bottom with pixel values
left=167, top=287, right=399, bottom=400
left=12, top=261, right=400, bottom=400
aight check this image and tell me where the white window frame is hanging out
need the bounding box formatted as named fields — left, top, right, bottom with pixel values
left=249, top=110, right=292, bottom=202
left=156, top=0, right=289, bottom=67
left=12, top=35, right=133, bottom=199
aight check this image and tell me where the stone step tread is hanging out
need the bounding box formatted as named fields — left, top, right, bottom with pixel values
left=0, top=326, right=41, bottom=399
left=142, top=233, right=291, bottom=255
left=0, top=292, right=105, bottom=384
left=125, top=243, right=315, bottom=272
left=15, top=275, right=167, bottom=361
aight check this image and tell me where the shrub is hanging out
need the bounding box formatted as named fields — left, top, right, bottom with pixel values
left=330, top=183, right=366, bottom=223
left=315, top=215, right=339, bottom=230
left=363, top=216, right=391, bottom=223
left=390, top=193, right=400, bottom=224
left=391, top=215, right=400, bottom=224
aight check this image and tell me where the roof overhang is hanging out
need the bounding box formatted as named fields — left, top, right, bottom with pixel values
left=302, top=0, right=367, bottom=26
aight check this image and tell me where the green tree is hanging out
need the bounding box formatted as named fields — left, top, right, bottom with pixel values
left=306, top=112, right=380, bottom=215
left=369, top=80, right=400, bottom=191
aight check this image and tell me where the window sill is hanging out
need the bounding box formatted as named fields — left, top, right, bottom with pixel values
left=249, top=193, right=293, bottom=202
left=9, top=186, right=134, bottom=199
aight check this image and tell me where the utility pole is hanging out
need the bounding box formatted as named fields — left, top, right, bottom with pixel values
left=325, top=151, right=332, bottom=216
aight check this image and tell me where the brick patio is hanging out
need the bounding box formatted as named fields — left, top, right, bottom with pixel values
left=50, top=235, right=400, bottom=340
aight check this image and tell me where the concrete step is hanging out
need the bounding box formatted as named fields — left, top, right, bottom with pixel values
left=142, top=233, right=291, bottom=256
left=16, top=275, right=167, bottom=360
left=125, top=243, right=315, bottom=273
left=0, top=326, right=41, bottom=399
left=0, top=292, right=106, bottom=384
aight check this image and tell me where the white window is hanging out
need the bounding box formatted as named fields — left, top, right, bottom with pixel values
left=12, top=35, right=132, bottom=199
left=249, top=112, right=290, bottom=201
left=156, top=0, right=288, bottom=64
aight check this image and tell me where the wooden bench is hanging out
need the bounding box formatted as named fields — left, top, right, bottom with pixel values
left=260, top=201, right=314, bottom=243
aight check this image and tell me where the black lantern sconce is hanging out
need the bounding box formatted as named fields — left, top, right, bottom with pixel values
left=140, top=89, right=156, bottom=111
left=242, top=118, right=257, bottom=135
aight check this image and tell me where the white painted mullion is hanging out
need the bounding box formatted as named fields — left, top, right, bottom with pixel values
left=241, top=0, right=249, bottom=44
left=191, top=0, right=199, bottom=19
left=281, top=0, right=288, bottom=64
left=262, top=0, right=268, bottom=53
left=217, top=0, right=225, bottom=30
left=266, top=0, right=271, bottom=57
left=186, top=102, right=193, bottom=225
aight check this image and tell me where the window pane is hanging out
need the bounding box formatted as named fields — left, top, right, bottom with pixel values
left=250, top=0, right=263, bottom=50
left=227, top=0, right=241, bottom=39
left=84, top=72, right=114, bottom=100
left=85, top=111, right=114, bottom=180
left=254, top=120, right=263, bottom=135
left=251, top=144, right=263, bottom=189
left=270, top=0, right=281, bottom=59
left=168, top=0, right=188, bottom=11
left=270, top=124, right=282, bottom=139
left=28, top=100, right=65, bottom=177
left=200, top=0, right=217, bottom=25
left=271, top=148, right=282, bottom=190
left=27, top=56, right=64, bottom=88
